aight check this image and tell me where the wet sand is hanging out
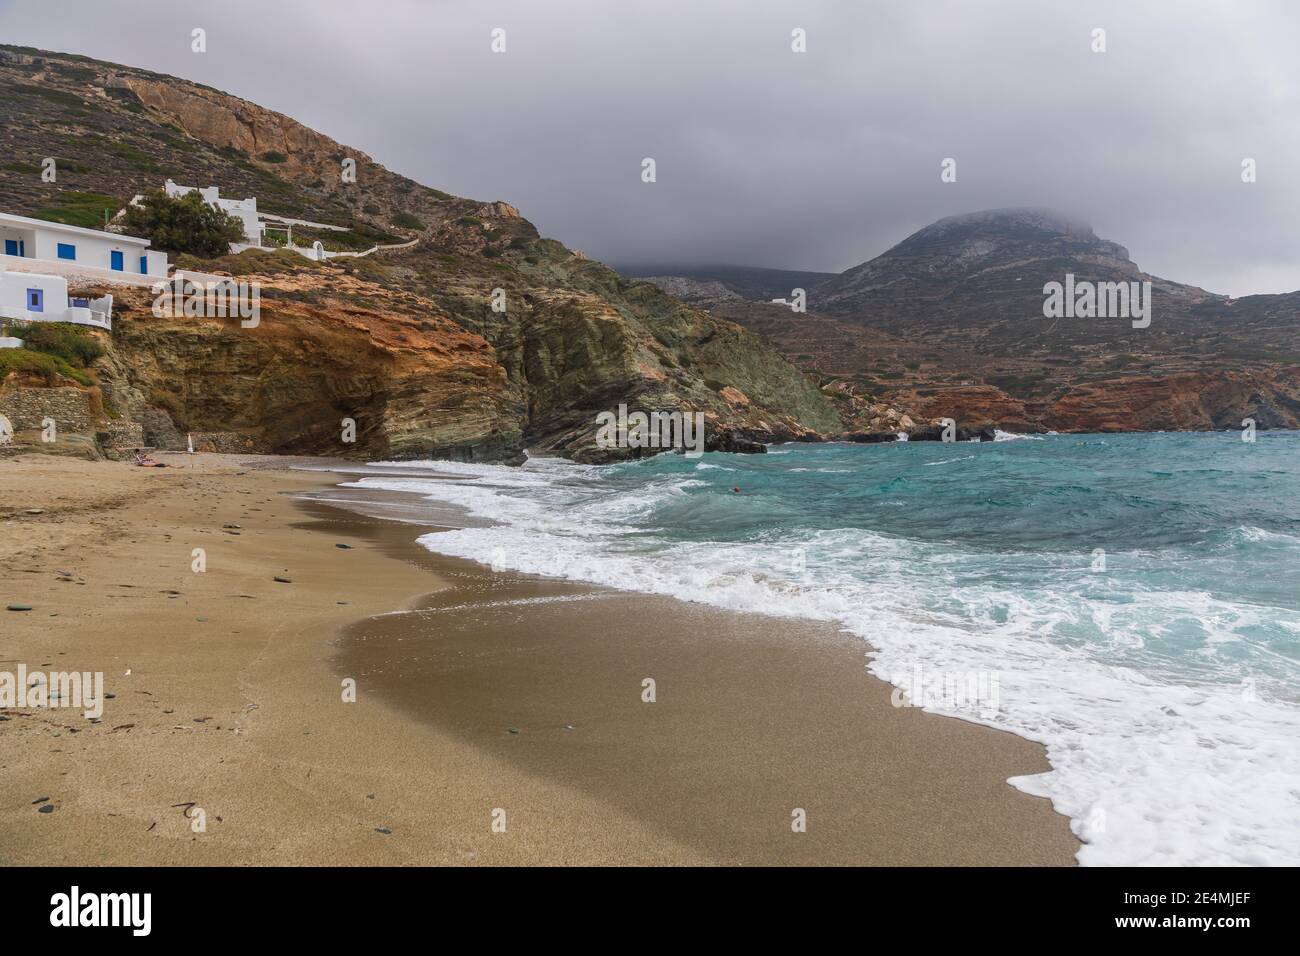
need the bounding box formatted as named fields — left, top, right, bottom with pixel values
left=0, top=452, right=1079, bottom=865
left=314, top=490, right=1080, bottom=865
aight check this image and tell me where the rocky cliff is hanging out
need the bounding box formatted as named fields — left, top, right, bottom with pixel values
left=0, top=44, right=841, bottom=461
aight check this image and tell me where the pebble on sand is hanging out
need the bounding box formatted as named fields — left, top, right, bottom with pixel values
left=7, top=604, right=33, bottom=611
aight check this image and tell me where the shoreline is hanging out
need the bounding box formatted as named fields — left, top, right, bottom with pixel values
left=0, top=452, right=1079, bottom=864
left=303, top=471, right=1082, bottom=864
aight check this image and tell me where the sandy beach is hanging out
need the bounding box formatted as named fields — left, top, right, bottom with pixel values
left=0, top=452, right=1078, bottom=865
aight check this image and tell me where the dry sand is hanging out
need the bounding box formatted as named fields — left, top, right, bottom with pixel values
left=0, top=452, right=1079, bottom=865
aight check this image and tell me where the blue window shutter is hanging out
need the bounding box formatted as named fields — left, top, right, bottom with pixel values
left=27, top=289, right=44, bottom=313
left=4, top=239, right=16, bottom=256
left=57, top=243, right=76, bottom=260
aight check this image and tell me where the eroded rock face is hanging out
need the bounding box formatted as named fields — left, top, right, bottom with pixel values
left=905, top=385, right=1033, bottom=433
left=895, top=372, right=1300, bottom=433
left=120, top=75, right=364, bottom=184
left=94, top=274, right=525, bottom=463
left=1039, top=370, right=1300, bottom=432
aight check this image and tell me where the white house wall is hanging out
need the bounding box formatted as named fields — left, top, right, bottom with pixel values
left=0, top=271, right=66, bottom=316
left=30, top=230, right=151, bottom=275
left=1, top=212, right=166, bottom=279
left=0, top=268, right=113, bottom=330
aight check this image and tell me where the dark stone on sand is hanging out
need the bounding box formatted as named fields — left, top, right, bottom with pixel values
left=32, top=796, right=49, bottom=804
left=335, top=543, right=353, bottom=549
left=374, top=826, right=391, bottom=834
left=273, top=576, right=292, bottom=583
left=7, top=604, right=33, bottom=611
left=38, top=804, right=54, bottom=813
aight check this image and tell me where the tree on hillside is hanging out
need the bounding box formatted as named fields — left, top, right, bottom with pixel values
left=121, top=190, right=245, bottom=258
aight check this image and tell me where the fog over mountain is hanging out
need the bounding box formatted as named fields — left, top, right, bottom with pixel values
left=0, top=0, right=1296, bottom=296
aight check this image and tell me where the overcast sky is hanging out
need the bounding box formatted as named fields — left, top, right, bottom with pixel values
left=2, top=0, right=1297, bottom=295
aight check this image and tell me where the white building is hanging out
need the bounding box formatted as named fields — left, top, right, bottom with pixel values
left=0, top=261, right=113, bottom=333
left=164, top=179, right=264, bottom=247
left=0, top=211, right=168, bottom=281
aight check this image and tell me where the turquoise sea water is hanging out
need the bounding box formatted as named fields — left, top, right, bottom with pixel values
left=357, top=432, right=1300, bottom=865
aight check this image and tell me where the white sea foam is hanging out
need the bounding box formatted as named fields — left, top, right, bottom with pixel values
left=994, top=429, right=1046, bottom=441
left=347, top=458, right=1300, bottom=866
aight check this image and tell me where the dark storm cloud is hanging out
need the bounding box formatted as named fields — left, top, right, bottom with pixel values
left=2, top=0, right=1297, bottom=294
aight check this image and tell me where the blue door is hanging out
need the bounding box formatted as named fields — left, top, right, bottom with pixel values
left=140, top=255, right=148, bottom=274
left=111, top=250, right=124, bottom=271
left=4, top=239, right=17, bottom=257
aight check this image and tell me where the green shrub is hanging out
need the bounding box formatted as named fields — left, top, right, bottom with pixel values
left=390, top=211, right=425, bottom=230
left=0, top=348, right=60, bottom=382
left=260, top=151, right=288, bottom=163
left=122, top=189, right=246, bottom=258
left=17, top=322, right=105, bottom=367
left=0, top=347, right=91, bottom=385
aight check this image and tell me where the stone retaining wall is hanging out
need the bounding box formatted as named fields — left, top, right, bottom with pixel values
left=190, top=431, right=267, bottom=454
left=0, top=385, right=96, bottom=433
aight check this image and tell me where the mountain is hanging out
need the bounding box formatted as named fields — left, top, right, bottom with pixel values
left=0, top=45, right=841, bottom=462
left=616, top=264, right=836, bottom=307
left=721, top=209, right=1300, bottom=432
